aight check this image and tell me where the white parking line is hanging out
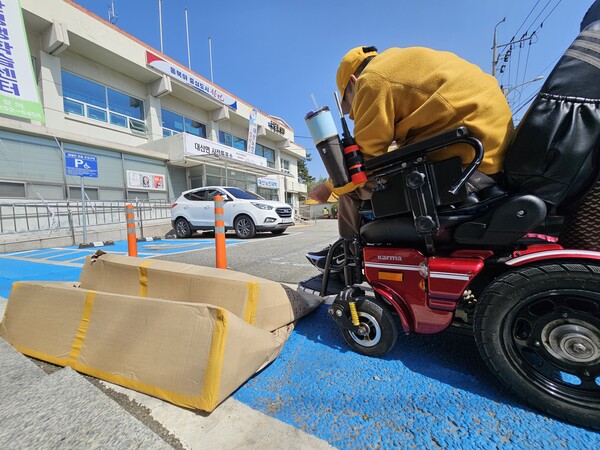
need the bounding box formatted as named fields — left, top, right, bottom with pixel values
left=0, top=254, right=84, bottom=267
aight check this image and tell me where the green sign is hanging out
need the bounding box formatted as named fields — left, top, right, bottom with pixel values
left=0, top=0, right=45, bottom=122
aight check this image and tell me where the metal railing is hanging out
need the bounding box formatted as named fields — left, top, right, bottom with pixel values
left=0, top=199, right=173, bottom=237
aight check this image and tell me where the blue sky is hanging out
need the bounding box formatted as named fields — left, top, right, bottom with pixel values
left=73, top=0, right=593, bottom=180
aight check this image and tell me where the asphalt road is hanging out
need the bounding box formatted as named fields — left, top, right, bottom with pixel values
left=157, top=219, right=339, bottom=283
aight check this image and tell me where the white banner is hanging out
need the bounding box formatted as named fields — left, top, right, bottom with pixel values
left=247, top=108, right=258, bottom=154
left=0, top=0, right=45, bottom=122
left=184, top=134, right=267, bottom=168
left=126, top=170, right=166, bottom=191
left=146, top=51, right=237, bottom=110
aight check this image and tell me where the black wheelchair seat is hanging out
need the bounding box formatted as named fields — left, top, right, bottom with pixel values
left=357, top=128, right=555, bottom=251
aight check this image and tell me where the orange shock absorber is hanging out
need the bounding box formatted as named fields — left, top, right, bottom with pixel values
left=348, top=301, right=360, bottom=326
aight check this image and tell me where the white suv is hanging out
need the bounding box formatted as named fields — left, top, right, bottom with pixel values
left=171, top=186, right=294, bottom=239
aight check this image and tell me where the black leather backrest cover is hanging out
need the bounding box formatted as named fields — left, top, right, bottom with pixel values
left=504, top=19, right=600, bottom=214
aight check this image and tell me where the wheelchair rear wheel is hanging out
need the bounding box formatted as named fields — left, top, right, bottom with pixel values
left=475, top=262, right=600, bottom=430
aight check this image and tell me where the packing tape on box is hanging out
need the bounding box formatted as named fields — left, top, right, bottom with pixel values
left=134, top=258, right=260, bottom=327
left=1, top=281, right=278, bottom=412
left=68, top=290, right=96, bottom=365
left=244, top=281, right=258, bottom=325
left=138, top=261, right=151, bottom=297
left=78, top=253, right=296, bottom=332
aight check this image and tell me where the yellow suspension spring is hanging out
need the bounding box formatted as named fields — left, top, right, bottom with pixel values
left=348, top=301, right=360, bottom=326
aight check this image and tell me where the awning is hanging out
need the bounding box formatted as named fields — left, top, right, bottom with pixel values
left=138, top=132, right=291, bottom=178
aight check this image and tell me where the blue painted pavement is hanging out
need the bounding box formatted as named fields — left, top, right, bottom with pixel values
left=1, top=241, right=599, bottom=448
left=235, top=306, right=600, bottom=448
left=0, top=239, right=243, bottom=298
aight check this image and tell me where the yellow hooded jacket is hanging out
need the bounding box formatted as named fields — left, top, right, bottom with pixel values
left=330, top=47, right=514, bottom=196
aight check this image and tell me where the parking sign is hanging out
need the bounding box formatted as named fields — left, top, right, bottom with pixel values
left=65, top=152, right=98, bottom=178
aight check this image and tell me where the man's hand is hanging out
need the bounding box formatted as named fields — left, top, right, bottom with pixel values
left=309, top=182, right=332, bottom=203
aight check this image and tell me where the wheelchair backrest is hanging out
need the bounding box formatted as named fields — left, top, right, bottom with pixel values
left=503, top=17, right=600, bottom=215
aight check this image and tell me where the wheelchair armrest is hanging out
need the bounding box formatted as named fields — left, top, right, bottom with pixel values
left=365, top=127, right=483, bottom=195
left=365, top=127, right=469, bottom=171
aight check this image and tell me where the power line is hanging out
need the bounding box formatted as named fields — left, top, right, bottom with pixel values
left=510, top=0, right=542, bottom=41
left=530, top=0, right=563, bottom=35
left=496, top=0, right=554, bottom=70
left=524, top=0, right=553, bottom=36
left=512, top=54, right=560, bottom=115
left=520, top=39, right=533, bottom=86
left=494, top=0, right=563, bottom=105
left=512, top=91, right=538, bottom=116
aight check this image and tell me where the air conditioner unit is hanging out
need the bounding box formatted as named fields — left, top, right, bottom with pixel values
left=211, top=106, right=230, bottom=122
left=42, top=21, right=70, bottom=56
left=150, top=75, right=172, bottom=98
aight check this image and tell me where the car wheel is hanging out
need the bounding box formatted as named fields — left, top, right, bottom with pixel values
left=174, top=218, right=192, bottom=238
left=341, top=296, right=399, bottom=357
left=234, top=215, right=256, bottom=239
left=271, top=229, right=285, bottom=235
left=475, top=263, right=600, bottom=430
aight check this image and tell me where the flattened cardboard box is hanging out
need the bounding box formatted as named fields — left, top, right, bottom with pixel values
left=79, top=252, right=294, bottom=331
left=0, top=281, right=284, bottom=412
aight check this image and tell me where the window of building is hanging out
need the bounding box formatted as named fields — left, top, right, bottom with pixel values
left=219, top=131, right=246, bottom=151
left=256, top=144, right=276, bottom=168
left=227, top=169, right=248, bottom=190
left=280, top=158, right=290, bottom=173
left=202, top=164, right=260, bottom=191
left=0, top=180, right=26, bottom=198
left=205, top=165, right=223, bottom=186
left=127, top=190, right=150, bottom=201
left=62, top=71, right=147, bottom=134
left=161, top=109, right=207, bottom=138
left=69, top=186, right=99, bottom=200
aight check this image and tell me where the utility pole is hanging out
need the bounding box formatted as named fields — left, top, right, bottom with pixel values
left=493, top=34, right=536, bottom=78
left=492, top=17, right=506, bottom=77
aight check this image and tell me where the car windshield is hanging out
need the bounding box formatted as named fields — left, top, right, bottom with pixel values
left=224, top=187, right=265, bottom=200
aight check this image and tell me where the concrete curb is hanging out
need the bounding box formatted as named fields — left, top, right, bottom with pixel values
left=102, top=381, right=335, bottom=450
left=78, top=240, right=115, bottom=249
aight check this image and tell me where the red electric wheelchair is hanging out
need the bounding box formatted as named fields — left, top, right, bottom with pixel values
left=300, top=17, right=600, bottom=430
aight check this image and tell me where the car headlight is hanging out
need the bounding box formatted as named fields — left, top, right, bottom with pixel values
left=251, top=202, right=273, bottom=210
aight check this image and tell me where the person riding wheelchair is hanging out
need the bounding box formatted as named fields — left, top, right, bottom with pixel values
left=300, top=2, right=600, bottom=430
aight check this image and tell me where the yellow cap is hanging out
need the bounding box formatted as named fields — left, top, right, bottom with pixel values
left=336, top=46, right=378, bottom=113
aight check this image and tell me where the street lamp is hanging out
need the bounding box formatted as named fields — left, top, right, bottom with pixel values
left=502, top=76, right=544, bottom=96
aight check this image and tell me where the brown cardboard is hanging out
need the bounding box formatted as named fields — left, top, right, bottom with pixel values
left=78, top=252, right=296, bottom=331
left=0, top=281, right=285, bottom=412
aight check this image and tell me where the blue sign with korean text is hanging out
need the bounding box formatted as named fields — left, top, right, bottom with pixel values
left=65, top=152, right=98, bottom=178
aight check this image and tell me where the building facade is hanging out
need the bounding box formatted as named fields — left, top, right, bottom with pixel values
left=1, top=0, right=307, bottom=211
